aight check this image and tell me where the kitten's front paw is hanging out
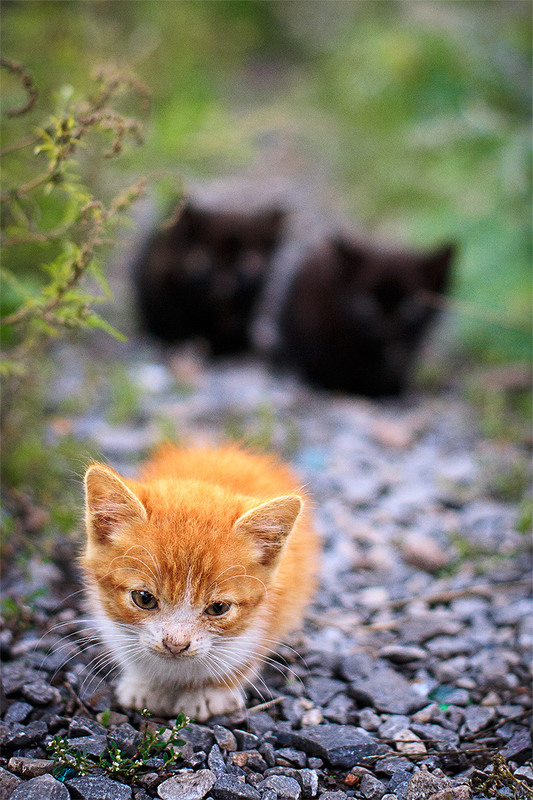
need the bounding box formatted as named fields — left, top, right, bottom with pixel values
left=174, top=686, right=245, bottom=721
left=116, top=677, right=170, bottom=716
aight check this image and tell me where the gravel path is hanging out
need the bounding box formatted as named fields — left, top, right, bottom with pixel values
left=1, top=342, right=531, bottom=800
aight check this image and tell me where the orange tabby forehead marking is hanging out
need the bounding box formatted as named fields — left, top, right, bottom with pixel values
left=88, top=479, right=269, bottom=612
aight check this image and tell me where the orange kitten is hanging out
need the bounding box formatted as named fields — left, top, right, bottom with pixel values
left=82, top=443, right=318, bottom=721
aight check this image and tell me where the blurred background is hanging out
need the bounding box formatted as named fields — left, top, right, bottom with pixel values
left=1, top=1, right=531, bottom=556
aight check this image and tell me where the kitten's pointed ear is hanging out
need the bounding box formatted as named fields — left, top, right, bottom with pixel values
left=234, top=495, right=303, bottom=567
left=84, top=464, right=147, bottom=545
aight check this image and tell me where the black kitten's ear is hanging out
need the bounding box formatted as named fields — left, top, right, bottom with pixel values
left=423, top=243, right=455, bottom=293
left=331, top=236, right=367, bottom=276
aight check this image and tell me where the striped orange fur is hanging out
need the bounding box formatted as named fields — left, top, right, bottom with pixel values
left=82, top=442, right=318, bottom=720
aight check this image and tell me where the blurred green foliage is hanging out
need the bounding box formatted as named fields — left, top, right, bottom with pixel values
left=2, top=0, right=531, bottom=363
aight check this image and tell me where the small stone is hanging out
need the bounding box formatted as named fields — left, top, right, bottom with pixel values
left=378, top=646, right=426, bottom=664
left=67, top=775, right=132, bottom=799
left=157, top=769, right=216, bottom=800
left=181, top=724, right=214, bottom=752
left=342, top=654, right=426, bottom=715
left=480, top=691, right=501, bottom=706
left=259, top=775, right=302, bottom=800
left=258, top=742, right=276, bottom=767
left=428, top=788, right=471, bottom=800
left=444, top=689, right=469, bottom=707
left=514, top=766, right=533, bottom=785
left=463, top=706, right=496, bottom=734
left=213, top=724, right=238, bottom=751
left=231, top=750, right=267, bottom=772
left=322, top=693, right=354, bottom=725
left=1, top=719, right=48, bottom=748
left=276, top=748, right=307, bottom=769
left=387, top=769, right=412, bottom=795
left=96, top=710, right=129, bottom=727
left=400, top=533, right=450, bottom=573
left=409, top=723, right=459, bottom=752
left=318, top=793, right=349, bottom=800
left=301, top=708, right=323, bottom=726
left=136, top=773, right=160, bottom=791
left=208, top=743, right=227, bottom=776
left=379, top=716, right=412, bottom=739
left=377, top=759, right=414, bottom=778
left=360, top=773, right=387, bottom=799
left=304, top=677, right=345, bottom=707
left=501, top=728, right=532, bottom=764
left=291, top=724, right=378, bottom=769
left=108, top=722, right=142, bottom=756
left=0, top=765, right=22, bottom=800
left=69, top=716, right=107, bottom=737
left=393, top=730, right=427, bottom=756
left=21, top=680, right=57, bottom=706
left=11, top=773, right=69, bottom=800
left=7, top=756, right=54, bottom=778
left=180, top=743, right=206, bottom=769
left=307, top=758, right=323, bottom=769
left=133, top=790, right=151, bottom=800
left=4, top=701, right=33, bottom=724
left=298, top=769, right=318, bottom=797
left=358, top=708, right=381, bottom=731
left=234, top=729, right=259, bottom=750
left=211, top=774, right=261, bottom=799
left=67, top=734, right=108, bottom=757
left=405, top=771, right=450, bottom=800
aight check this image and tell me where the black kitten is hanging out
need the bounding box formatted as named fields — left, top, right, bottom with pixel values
left=134, top=202, right=285, bottom=355
left=278, top=235, right=454, bottom=397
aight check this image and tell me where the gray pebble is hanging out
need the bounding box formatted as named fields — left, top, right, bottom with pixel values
left=4, top=701, right=33, bottom=724
left=7, top=756, right=54, bottom=778
left=66, top=734, right=108, bottom=757
left=211, top=774, right=261, bottom=800
left=275, top=748, right=307, bottom=768
left=213, top=724, right=237, bottom=752
left=342, top=654, right=426, bottom=715
left=259, top=775, right=302, bottom=800
left=404, top=770, right=450, bottom=800
left=68, top=716, right=107, bottom=738
left=360, top=773, right=388, bottom=799
left=11, top=773, right=69, bottom=800
left=157, top=769, right=216, bottom=800
left=0, top=765, right=22, bottom=799
left=463, top=705, right=496, bottom=734
left=234, top=729, right=260, bottom=750
left=67, top=775, right=132, bottom=799
left=207, top=743, right=227, bottom=776
left=378, top=646, right=426, bottom=664
left=108, top=722, right=142, bottom=756
left=21, top=680, right=57, bottom=706
left=291, top=723, right=378, bottom=769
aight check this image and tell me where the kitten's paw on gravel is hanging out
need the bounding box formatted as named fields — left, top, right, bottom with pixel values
left=116, top=678, right=170, bottom=715
left=174, top=686, right=245, bottom=721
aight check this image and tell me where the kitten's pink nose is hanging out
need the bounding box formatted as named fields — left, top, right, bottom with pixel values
left=162, top=637, right=191, bottom=656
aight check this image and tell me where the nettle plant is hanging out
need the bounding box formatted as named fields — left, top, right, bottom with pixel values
left=0, top=57, right=148, bottom=419
left=48, top=710, right=189, bottom=784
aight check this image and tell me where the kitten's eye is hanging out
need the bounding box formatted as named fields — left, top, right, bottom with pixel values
left=131, top=590, right=158, bottom=610
left=204, top=601, right=231, bottom=617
